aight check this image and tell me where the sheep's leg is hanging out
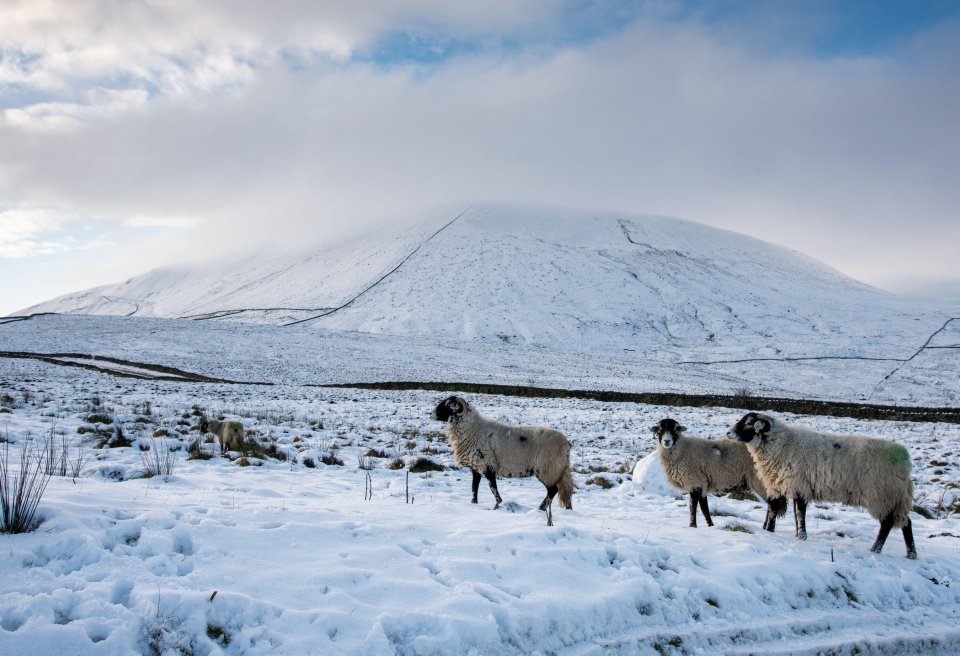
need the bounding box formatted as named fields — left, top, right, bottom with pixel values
left=764, top=496, right=787, bottom=532
left=870, top=515, right=895, bottom=554
left=471, top=470, right=481, bottom=504
left=794, top=495, right=808, bottom=540
left=902, top=519, right=918, bottom=560
left=546, top=498, right=554, bottom=527
left=698, top=493, right=714, bottom=527
left=688, top=489, right=701, bottom=527
left=539, top=484, right=558, bottom=512
left=484, top=469, right=503, bottom=509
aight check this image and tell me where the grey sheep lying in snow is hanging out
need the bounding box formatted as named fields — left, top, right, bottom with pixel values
left=432, top=396, right=574, bottom=526
left=728, top=412, right=916, bottom=558
left=651, top=418, right=787, bottom=530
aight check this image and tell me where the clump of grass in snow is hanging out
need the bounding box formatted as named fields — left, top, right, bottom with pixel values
left=409, top=457, right=445, bottom=473
left=187, top=438, right=213, bottom=461
left=139, top=437, right=178, bottom=477
left=0, top=439, right=53, bottom=534
left=586, top=475, right=615, bottom=489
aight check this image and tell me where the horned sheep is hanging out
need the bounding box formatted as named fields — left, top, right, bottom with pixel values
left=728, top=412, right=917, bottom=558
left=432, top=396, right=574, bottom=526
left=650, top=418, right=787, bottom=530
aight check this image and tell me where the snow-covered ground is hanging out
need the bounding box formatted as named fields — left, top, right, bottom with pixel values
left=2, top=356, right=959, bottom=655
left=2, top=313, right=958, bottom=407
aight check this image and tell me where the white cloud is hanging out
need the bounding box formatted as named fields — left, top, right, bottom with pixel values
left=0, top=2, right=958, bottom=307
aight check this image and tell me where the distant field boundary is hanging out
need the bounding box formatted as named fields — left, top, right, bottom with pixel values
left=322, top=381, right=960, bottom=424
left=0, top=351, right=263, bottom=385
left=4, top=350, right=957, bottom=423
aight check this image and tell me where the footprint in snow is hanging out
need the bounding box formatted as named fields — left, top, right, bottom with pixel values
left=110, top=580, right=134, bottom=607
left=0, top=612, right=26, bottom=632
left=85, top=622, right=111, bottom=644
left=399, top=543, right=422, bottom=557
left=474, top=586, right=509, bottom=605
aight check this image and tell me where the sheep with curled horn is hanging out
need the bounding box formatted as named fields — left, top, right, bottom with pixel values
left=728, top=412, right=917, bottom=558
left=651, top=418, right=787, bottom=530
left=432, top=396, right=574, bottom=526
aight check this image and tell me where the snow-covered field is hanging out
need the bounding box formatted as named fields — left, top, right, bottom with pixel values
left=2, top=356, right=959, bottom=655
left=2, top=313, right=959, bottom=407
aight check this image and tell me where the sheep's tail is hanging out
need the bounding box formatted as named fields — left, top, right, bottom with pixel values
left=557, top=466, right=575, bottom=510
left=768, top=495, right=788, bottom=518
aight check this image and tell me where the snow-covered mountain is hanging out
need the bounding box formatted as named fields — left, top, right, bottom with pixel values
left=19, top=202, right=957, bottom=361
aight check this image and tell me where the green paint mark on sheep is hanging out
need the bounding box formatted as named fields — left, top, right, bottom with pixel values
left=881, top=442, right=910, bottom=466
left=227, top=420, right=242, bottom=430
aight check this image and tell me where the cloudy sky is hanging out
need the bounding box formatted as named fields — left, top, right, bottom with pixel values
left=1, top=0, right=958, bottom=315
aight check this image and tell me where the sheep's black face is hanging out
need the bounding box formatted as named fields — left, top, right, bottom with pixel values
left=650, top=418, right=685, bottom=449
left=432, top=396, right=465, bottom=422
left=728, top=412, right=771, bottom=442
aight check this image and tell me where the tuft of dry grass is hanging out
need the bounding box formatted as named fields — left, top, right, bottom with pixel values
left=409, top=457, right=445, bottom=473
left=586, top=475, right=615, bottom=489
left=139, top=437, right=178, bottom=477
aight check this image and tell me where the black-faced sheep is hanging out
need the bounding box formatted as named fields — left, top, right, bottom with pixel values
left=651, top=418, right=787, bottom=530
left=207, top=419, right=245, bottom=453
left=728, top=412, right=917, bottom=559
left=432, top=396, right=574, bottom=526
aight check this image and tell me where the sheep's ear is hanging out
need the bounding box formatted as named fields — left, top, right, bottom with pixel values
left=649, top=425, right=659, bottom=434
left=753, top=419, right=767, bottom=433
left=677, top=425, right=687, bottom=433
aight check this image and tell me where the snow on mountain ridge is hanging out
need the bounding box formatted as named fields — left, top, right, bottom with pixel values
left=18, top=202, right=956, bottom=362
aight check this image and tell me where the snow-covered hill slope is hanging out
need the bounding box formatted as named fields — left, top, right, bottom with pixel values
left=20, top=202, right=958, bottom=362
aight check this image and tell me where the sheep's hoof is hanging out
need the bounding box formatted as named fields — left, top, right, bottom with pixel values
left=907, top=549, right=918, bottom=560
left=797, top=531, right=808, bottom=541
left=471, top=499, right=478, bottom=504
left=493, top=502, right=501, bottom=510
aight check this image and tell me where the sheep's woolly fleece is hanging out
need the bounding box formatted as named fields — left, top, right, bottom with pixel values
left=1, top=357, right=960, bottom=655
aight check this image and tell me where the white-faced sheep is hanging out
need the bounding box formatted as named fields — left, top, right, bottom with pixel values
left=432, top=396, right=574, bottom=526
left=207, top=419, right=245, bottom=453
left=728, top=412, right=917, bottom=558
left=651, top=418, right=787, bottom=530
